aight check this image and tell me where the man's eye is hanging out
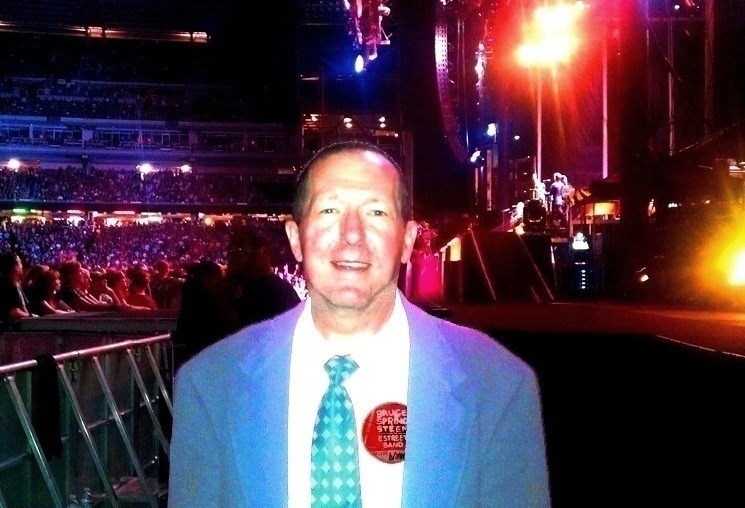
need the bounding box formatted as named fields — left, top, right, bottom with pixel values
left=369, top=209, right=387, bottom=216
left=319, top=208, right=337, bottom=214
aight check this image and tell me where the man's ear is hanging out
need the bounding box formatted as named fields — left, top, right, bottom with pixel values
left=400, top=220, right=419, bottom=264
left=285, top=220, right=304, bottom=263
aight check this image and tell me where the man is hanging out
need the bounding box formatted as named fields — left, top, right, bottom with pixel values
left=173, top=259, right=233, bottom=366
left=150, top=259, right=183, bottom=310
left=0, top=251, right=34, bottom=322
left=222, top=224, right=301, bottom=333
left=548, top=172, right=565, bottom=215
left=57, top=260, right=119, bottom=312
left=168, top=141, right=550, bottom=506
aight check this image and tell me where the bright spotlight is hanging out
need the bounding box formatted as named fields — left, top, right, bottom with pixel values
left=516, top=2, right=585, bottom=67
left=728, top=249, right=745, bottom=286
left=137, top=163, right=155, bottom=179
left=355, top=55, right=365, bottom=73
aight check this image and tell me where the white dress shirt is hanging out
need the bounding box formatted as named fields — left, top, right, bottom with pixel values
left=288, top=291, right=410, bottom=507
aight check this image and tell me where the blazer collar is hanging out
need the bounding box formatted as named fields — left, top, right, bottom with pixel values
left=227, top=301, right=305, bottom=506
left=401, top=298, right=473, bottom=506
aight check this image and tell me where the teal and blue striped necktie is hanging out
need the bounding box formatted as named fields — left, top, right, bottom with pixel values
left=310, top=355, right=362, bottom=507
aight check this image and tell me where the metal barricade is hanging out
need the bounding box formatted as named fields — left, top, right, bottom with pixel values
left=0, top=335, right=173, bottom=508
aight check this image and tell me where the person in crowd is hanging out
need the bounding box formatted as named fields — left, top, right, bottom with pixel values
left=173, top=259, right=234, bottom=366
left=150, top=259, right=182, bottom=309
left=125, top=269, right=158, bottom=310
left=168, top=140, right=550, bottom=506
left=105, top=268, right=130, bottom=304
left=221, top=224, right=301, bottom=334
left=26, top=268, right=74, bottom=316
left=0, top=251, right=34, bottom=321
left=57, top=260, right=118, bottom=312
left=22, top=263, right=50, bottom=292
left=88, top=270, right=119, bottom=305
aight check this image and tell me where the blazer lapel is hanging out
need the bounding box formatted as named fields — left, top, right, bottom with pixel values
left=401, top=300, right=474, bottom=507
left=226, top=303, right=304, bottom=506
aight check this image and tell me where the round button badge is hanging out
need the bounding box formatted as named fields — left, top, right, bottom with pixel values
left=361, top=402, right=407, bottom=464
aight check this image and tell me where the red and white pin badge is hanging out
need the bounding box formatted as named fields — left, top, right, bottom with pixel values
left=361, top=402, right=407, bottom=464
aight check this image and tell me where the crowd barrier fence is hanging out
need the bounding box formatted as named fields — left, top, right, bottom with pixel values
left=0, top=334, right=173, bottom=508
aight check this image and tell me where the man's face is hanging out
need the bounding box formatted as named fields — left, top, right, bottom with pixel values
left=286, top=150, right=418, bottom=311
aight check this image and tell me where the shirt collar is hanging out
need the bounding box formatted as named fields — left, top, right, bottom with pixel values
left=296, top=290, right=409, bottom=363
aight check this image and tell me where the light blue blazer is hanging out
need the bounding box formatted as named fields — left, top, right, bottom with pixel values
left=168, top=295, right=550, bottom=507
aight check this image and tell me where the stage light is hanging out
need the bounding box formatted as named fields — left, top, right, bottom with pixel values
left=637, top=268, right=650, bottom=283
left=355, top=55, right=365, bottom=73
left=517, top=2, right=586, bottom=180
left=7, top=158, right=20, bottom=171
left=727, top=249, right=745, bottom=286
left=571, top=232, right=590, bottom=250
left=137, top=163, right=154, bottom=175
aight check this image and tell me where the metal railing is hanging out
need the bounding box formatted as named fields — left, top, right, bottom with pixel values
left=0, top=334, right=173, bottom=508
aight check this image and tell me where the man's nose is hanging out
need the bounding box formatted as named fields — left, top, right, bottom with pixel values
left=340, top=211, right=364, bottom=245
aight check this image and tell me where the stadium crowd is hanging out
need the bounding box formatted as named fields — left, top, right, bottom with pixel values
left=0, top=166, right=278, bottom=204
left=0, top=218, right=307, bottom=324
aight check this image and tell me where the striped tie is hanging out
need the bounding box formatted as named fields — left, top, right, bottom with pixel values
left=310, top=355, right=362, bottom=507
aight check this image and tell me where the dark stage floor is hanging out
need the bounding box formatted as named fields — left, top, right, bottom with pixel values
left=434, top=299, right=745, bottom=507
left=443, top=299, right=745, bottom=356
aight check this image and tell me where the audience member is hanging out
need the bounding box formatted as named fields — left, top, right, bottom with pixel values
left=126, top=269, right=158, bottom=310
left=23, top=263, right=50, bottom=292
left=105, top=269, right=130, bottom=304
left=150, top=259, right=182, bottom=309
left=173, top=260, right=233, bottom=365
left=222, top=225, right=301, bottom=333
left=88, top=270, right=118, bottom=304
left=0, top=251, right=33, bottom=321
left=57, top=260, right=118, bottom=312
left=26, top=268, right=74, bottom=316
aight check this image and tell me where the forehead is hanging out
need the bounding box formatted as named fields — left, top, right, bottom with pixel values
left=309, top=150, right=400, bottom=194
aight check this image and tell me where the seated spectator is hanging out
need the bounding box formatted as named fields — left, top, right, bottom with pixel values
left=105, top=268, right=130, bottom=304
left=57, top=260, right=118, bottom=312
left=126, top=269, right=158, bottom=310
left=23, top=263, right=50, bottom=291
left=26, top=268, right=74, bottom=316
left=0, top=251, right=34, bottom=321
left=88, top=270, right=119, bottom=305
left=79, top=267, right=97, bottom=298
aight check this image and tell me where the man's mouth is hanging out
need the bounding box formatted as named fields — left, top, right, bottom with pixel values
left=332, top=261, right=370, bottom=270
